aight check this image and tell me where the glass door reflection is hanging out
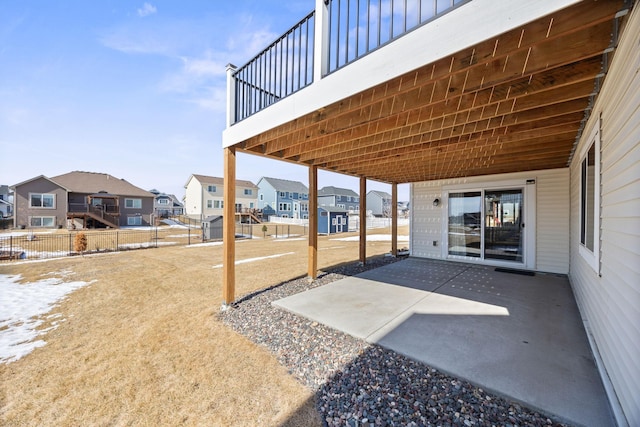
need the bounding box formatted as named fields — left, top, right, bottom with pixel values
left=484, top=189, right=523, bottom=262
left=448, top=192, right=482, bottom=257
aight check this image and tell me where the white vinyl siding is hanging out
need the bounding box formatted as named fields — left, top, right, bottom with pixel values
left=569, top=6, right=640, bottom=426
left=411, top=168, right=569, bottom=274
left=535, top=168, right=570, bottom=274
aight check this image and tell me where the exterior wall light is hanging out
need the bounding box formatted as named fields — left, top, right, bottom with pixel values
left=433, top=198, right=440, bottom=207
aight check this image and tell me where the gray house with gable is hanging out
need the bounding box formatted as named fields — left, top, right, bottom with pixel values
left=256, top=177, right=309, bottom=219
left=318, top=186, right=359, bottom=214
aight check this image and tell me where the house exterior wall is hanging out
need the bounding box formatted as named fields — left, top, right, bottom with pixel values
left=257, top=178, right=309, bottom=219
left=184, top=177, right=204, bottom=218
left=257, top=179, right=277, bottom=215
left=367, top=193, right=390, bottom=217
left=119, top=195, right=154, bottom=226
left=366, top=194, right=381, bottom=216
left=234, top=186, right=258, bottom=211
left=186, top=176, right=258, bottom=218
left=13, top=177, right=67, bottom=228
left=568, top=6, right=640, bottom=426
left=410, top=168, right=570, bottom=274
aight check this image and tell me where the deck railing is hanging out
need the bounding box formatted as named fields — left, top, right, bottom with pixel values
left=232, top=12, right=315, bottom=122
left=327, top=0, right=468, bottom=72
left=229, top=0, right=469, bottom=123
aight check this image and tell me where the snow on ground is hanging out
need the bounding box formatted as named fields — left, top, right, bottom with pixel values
left=212, top=252, right=295, bottom=269
left=117, top=241, right=177, bottom=249
left=0, top=272, right=94, bottom=364
left=330, top=234, right=409, bottom=242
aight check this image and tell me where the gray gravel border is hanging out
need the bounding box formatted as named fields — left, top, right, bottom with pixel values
left=221, top=256, right=569, bottom=426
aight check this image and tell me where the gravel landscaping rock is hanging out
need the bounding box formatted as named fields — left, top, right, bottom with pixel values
left=221, top=256, right=569, bottom=426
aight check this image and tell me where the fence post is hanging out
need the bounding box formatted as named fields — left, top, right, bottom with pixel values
left=9, top=236, right=12, bottom=258
left=288, top=224, right=290, bottom=238
left=155, top=227, right=158, bottom=248
left=69, top=233, right=72, bottom=255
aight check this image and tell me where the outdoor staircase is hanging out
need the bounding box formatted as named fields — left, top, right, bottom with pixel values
left=68, top=205, right=120, bottom=228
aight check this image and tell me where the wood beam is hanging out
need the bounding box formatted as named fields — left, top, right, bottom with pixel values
left=222, top=147, right=236, bottom=306
left=359, top=177, right=366, bottom=265
left=391, top=182, right=397, bottom=257
left=308, top=165, right=318, bottom=279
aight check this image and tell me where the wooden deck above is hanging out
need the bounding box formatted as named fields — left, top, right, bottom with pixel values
left=233, top=0, right=628, bottom=184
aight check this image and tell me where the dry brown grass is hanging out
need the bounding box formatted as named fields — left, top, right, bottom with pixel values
left=0, top=226, right=408, bottom=426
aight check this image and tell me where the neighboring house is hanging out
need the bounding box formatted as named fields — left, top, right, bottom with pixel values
left=317, top=206, right=348, bottom=234
left=184, top=174, right=258, bottom=220
left=366, top=190, right=392, bottom=217
left=149, top=189, right=184, bottom=217
left=257, top=177, right=309, bottom=219
left=0, top=185, right=13, bottom=218
left=221, top=1, right=640, bottom=425
left=11, top=171, right=154, bottom=228
left=397, top=201, right=410, bottom=217
left=318, top=186, right=359, bottom=213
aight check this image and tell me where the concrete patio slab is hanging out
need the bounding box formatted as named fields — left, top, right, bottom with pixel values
left=273, top=258, right=614, bottom=427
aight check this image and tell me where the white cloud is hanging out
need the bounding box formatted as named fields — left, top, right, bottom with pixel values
left=188, top=86, right=227, bottom=112
left=137, top=3, right=157, bottom=17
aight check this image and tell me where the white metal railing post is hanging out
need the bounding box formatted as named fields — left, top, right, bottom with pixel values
left=225, top=63, right=237, bottom=127
left=314, top=0, right=330, bottom=81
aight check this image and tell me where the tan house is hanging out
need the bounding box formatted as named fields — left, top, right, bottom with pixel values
left=221, top=1, right=640, bottom=425
left=183, top=174, right=258, bottom=220
left=11, top=171, right=155, bottom=228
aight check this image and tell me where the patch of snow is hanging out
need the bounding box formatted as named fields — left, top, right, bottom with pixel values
left=0, top=273, right=94, bottom=364
left=330, top=234, right=410, bottom=242
left=212, top=252, right=295, bottom=269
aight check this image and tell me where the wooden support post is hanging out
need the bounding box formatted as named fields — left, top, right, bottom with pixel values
left=391, top=182, right=398, bottom=257
left=222, top=146, right=236, bottom=307
left=359, top=177, right=367, bottom=265
left=308, top=166, right=318, bottom=279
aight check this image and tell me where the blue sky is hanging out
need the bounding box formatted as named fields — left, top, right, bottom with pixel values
left=1, top=1, right=408, bottom=200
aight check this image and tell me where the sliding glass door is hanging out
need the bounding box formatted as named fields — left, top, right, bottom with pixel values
left=484, top=190, right=523, bottom=262
left=448, top=192, right=482, bottom=257
left=448, top=188, right=524, bottom=264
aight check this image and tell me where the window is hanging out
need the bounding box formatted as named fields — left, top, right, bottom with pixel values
left=30, top=216, right=55, bottom=227
left=279, top=191, right=286, bottom=198
left=301, top=203, right=308, bottom=212
left=338, top=204, right=346, bottom=209
left=207, top=185, right=216, bottom=192
left=259, top=194, right=264, bottom=201
left=250, top=202, right=254, bottom=208
left=579, top=122, right=600, bottom=272
left=244, top=189, right=252, bottom=195
left=292, top=192, right=299, bottom=199
left=158, top=199, right=169, bottom=205
left=127, top=216, right=142, bottom=226
left=29, top=193, right=55, bottom=208
left=278, top=202, right=291, bottom=211
left=125, top=198, right=142, bottom=209
left=347, top=196, right=352, bottom=202
left=207, top=200, right=213, bottom=208
left=214, top=200, right=223, bottom=209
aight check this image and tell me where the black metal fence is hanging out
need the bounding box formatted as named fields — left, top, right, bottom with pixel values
left=0, top=223, right=254, bottom=262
